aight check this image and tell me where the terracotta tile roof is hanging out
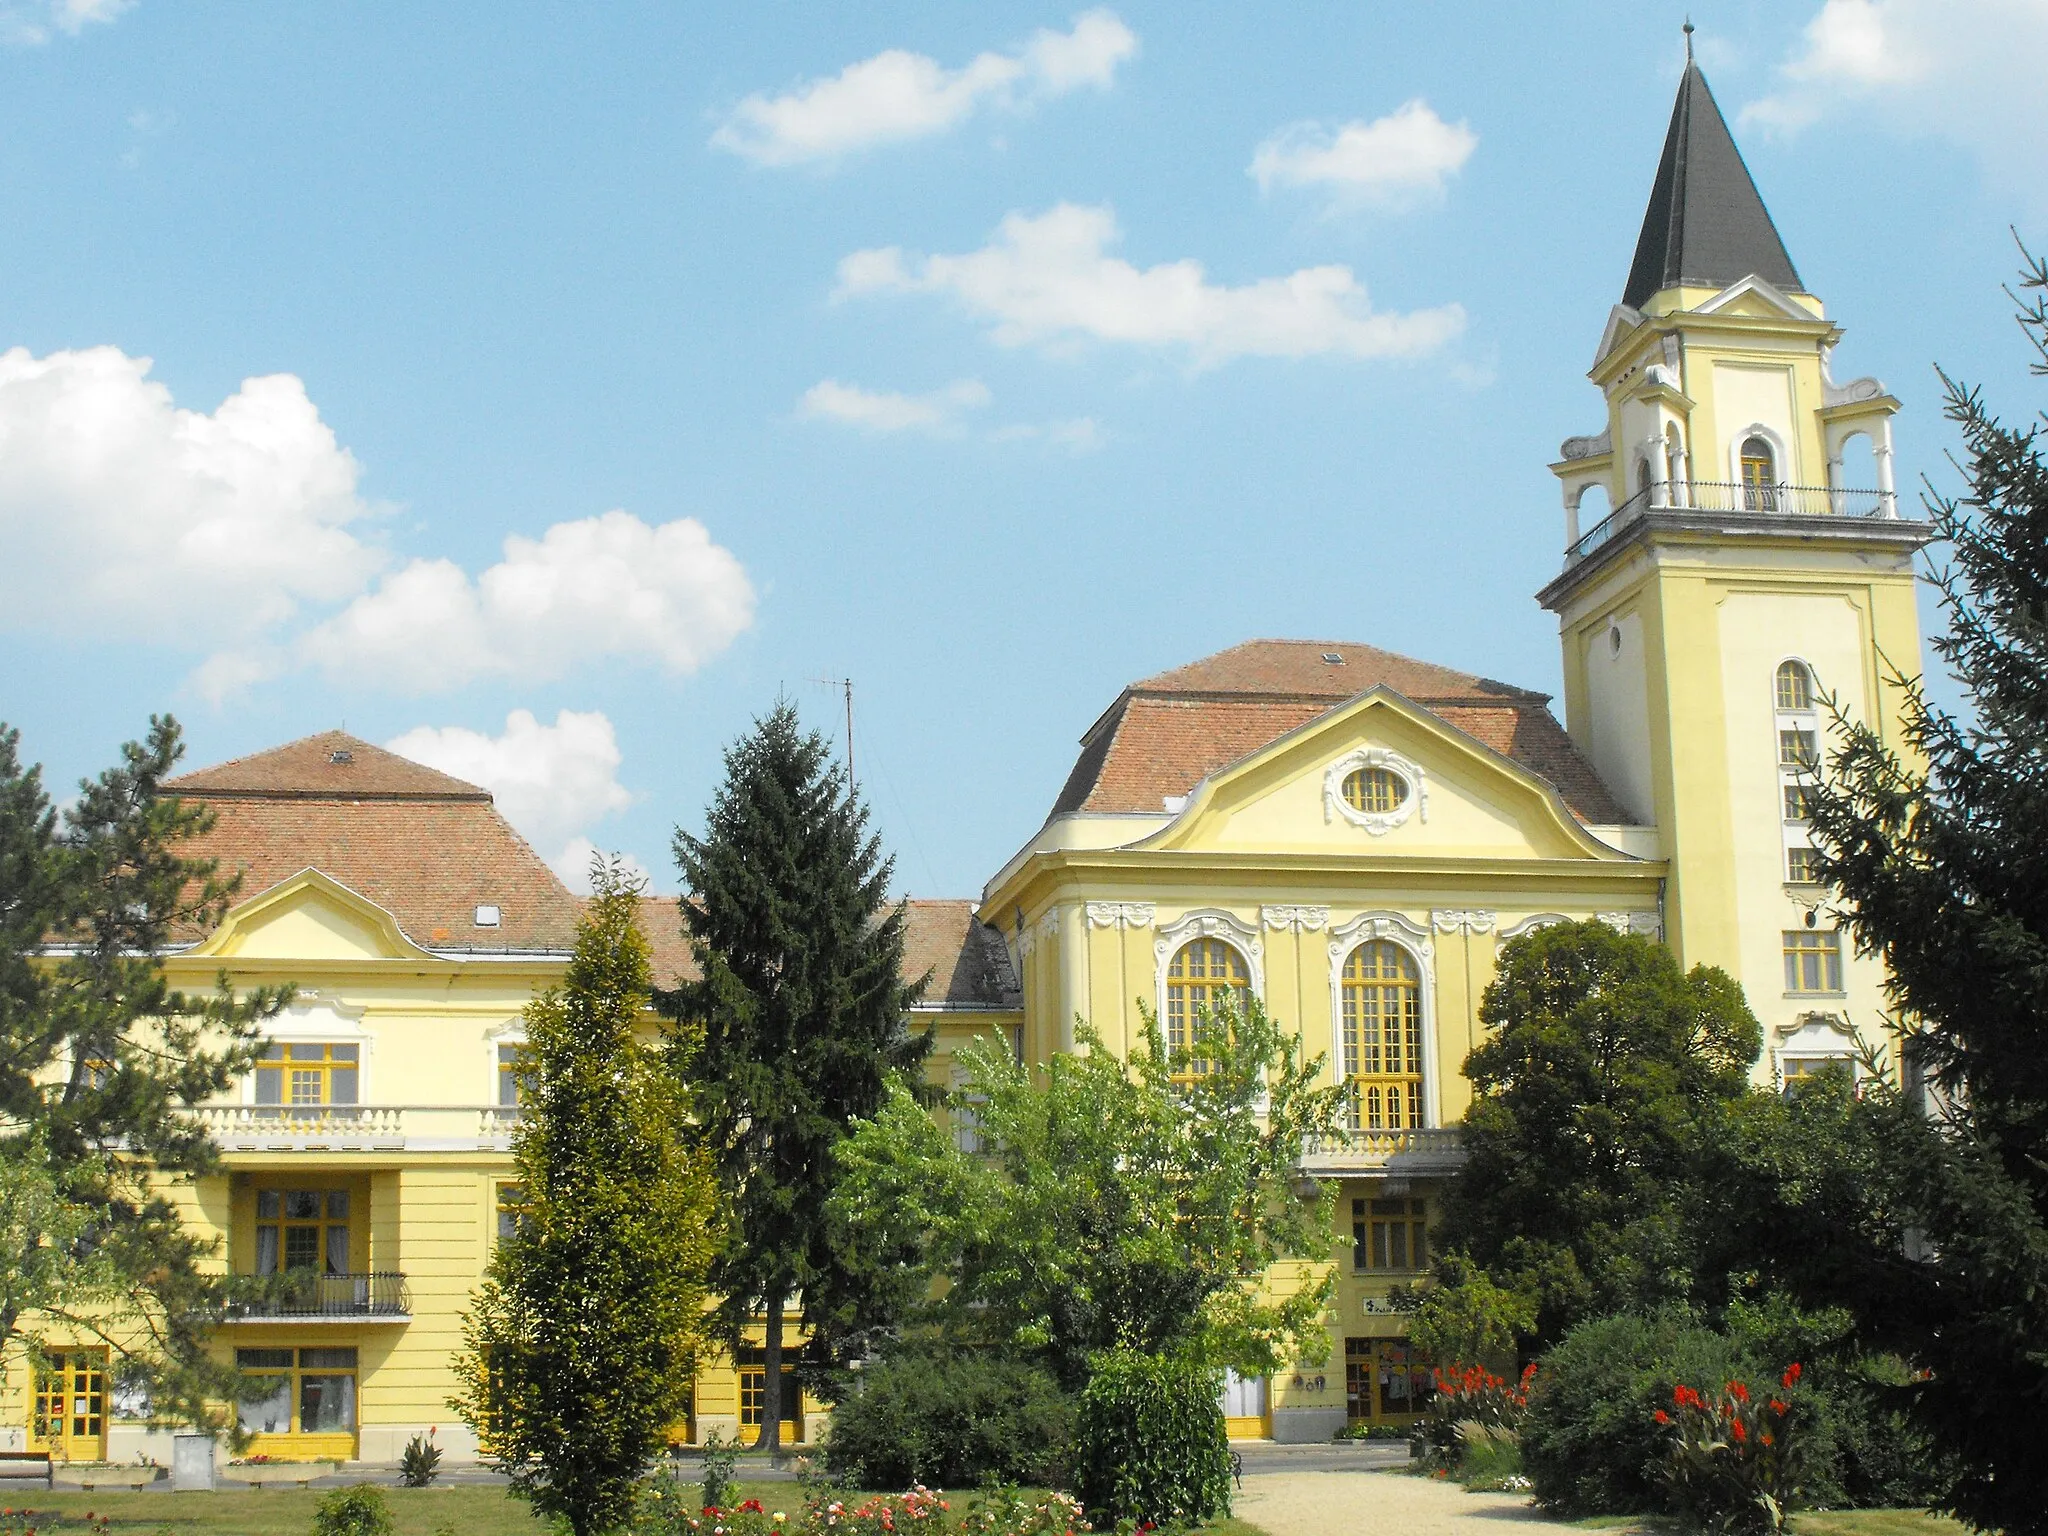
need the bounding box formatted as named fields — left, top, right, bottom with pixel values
left=1052, top=639, right=1638, bottom=827
left=169, top=730, right=492, bottom=801
left=901, top=900, right=1021, bottom=1009
left=632, top=897, right=1018, bottom=1009
left=167, top=732, right=584, bottom=952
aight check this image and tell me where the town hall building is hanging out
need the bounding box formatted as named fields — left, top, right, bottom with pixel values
left=16, top=51, right=1928, bottom=1463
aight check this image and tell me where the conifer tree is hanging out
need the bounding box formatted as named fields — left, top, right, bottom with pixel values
left=452, top=862, right=717, bottom=1536
left=0, top=716, right=286, bottom=1426
left=668, top=702, right=928, bottom=1450
left=1788, top=247, right=2048, bottom=1536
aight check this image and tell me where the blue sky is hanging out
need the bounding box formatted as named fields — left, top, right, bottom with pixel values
left=1, top=1, right=2040, bottom=899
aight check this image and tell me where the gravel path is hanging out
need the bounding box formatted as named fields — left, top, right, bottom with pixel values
left=1236, top=1469, right=1570, bottom=1536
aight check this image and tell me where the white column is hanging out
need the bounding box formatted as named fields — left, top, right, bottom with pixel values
left=1564, top=487, right=1582, bottom=547
left=1875, top=420, right=1898, bottom=518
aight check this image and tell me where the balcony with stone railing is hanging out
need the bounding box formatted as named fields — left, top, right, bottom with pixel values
left=195, top=1104, right=525, bottom=1153
left=1299, top=1126, right=1465, bottom=1178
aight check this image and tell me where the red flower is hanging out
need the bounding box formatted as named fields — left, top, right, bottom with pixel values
left=1769, top=1398, right=1790, bottom=1415
left=1782, top=1362, right=1802, bottom=1387
left=1731, top=1420, right=1748, bottom=1443
left=1762, top=1433, right=1774, bottom=1447
left=1654, top=1409, right=1670, bottom=1424
left=1728, top=1380, right=1750, bottom=1402
left=1522, top=1362, right=1538, bottom=1382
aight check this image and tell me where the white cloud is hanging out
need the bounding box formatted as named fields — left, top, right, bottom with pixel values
left=2, top=0, right=130, bottom=45
left=711, top=9, right=1136, bottom=167
left=548, top=837, right=659, bottom=897
left=385, top=710, right=662, bottom=897
left=1251, top=100, right=1477, bottom=208
left=1743, top=0, right=2048, bottom=196
left=799, top=377, right=991, bottom=433
left=0, top=346, right=383, bottom=642
left=296, top=510, right=756, bottom=694
left=835, top=203, right=1466, bottom=367
left=386, top=708, right=632, bottom=854
left=993, top=416, right=1104, bottom=451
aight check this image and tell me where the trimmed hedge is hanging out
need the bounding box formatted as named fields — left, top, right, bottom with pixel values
left=1073, top=1351, right=1231, bottom=1528
left=822, top=1347, right=1074, bottom=1490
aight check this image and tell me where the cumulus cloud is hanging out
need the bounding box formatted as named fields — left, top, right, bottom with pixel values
left=0, top=346, right=382, bottom=641
left=1743, top=0, right=2048, bottom=197
left=2, top=0, right=130, bottom=45
left=799, top=377, right=992, bottom=433
left=385, top=710, right=661, bottom=895
left=1250, top=100, right=1477, bottom=208
left=547, top=837, right=659, bottom=897
left=712, top=9, right=1136, bottom=166
left=296, top=510, right=755, bottom=694
left=835, top=203, right=1466, bottom=367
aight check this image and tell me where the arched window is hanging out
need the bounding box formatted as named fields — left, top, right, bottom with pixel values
left=1635, top=458, right=1653, bottom=501
left=1740, top=436, right=1778, bottom=510
left=1340, top=941, right=1423, bottom=1131
left=1342, top=766, right=1408, bottom=815
left=1164, top=938, right=1249, bottom=1082
left=1775, top=660, right=1814, bottom=712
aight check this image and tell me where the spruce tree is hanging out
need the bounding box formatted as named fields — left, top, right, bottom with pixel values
left=1788, top=247, right=2048, bottom=1536
left=668, top=701, right=928, bottom=1450
left=0, top=716, right=286, bottom=1426
left=452, top=861, right=717, bottom=1536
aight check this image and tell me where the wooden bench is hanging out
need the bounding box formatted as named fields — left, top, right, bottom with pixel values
left=0, top=1451, right=52, bottom=1489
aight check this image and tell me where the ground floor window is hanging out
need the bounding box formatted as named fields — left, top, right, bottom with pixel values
left=237, top=1347, right=358, bottom=1436
left=32, top=1350, right=107, bottom=1460
left=1344, top=1338, right=1433, bottom=1422
left=734, top=1349, right=803, bottom=1442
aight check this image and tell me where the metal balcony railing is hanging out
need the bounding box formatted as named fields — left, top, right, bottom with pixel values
left=226, top=1271, right=411, bottom=1321
left=1566, top=481, right=1896, bottom=566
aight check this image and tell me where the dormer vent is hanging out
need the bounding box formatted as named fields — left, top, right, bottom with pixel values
left=329, top=749, right=354, bottom=764
left=1321, top=652, right=1344, bottom=665
left=474, top=904, right=502, bottom=928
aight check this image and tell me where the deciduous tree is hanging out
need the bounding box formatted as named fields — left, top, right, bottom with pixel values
left=452, top=862, right=717, bottom=1536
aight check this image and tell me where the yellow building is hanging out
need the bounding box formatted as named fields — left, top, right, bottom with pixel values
left=977, top=49, right=1924, bottom=1443
left=15, top=50, right=1926, bottom=1464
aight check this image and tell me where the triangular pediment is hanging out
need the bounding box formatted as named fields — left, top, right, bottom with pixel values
left=1136, top=690, right=1631, bottom=862
left=193, top=868, right=438, bottom=963
left=1694, top=274, right=1813, bottom=322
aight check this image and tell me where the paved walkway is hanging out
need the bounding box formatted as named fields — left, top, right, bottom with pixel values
left=1236, top=1468, right=1570, bottom=1536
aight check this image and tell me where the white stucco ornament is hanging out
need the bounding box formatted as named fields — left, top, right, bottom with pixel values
left=1322, top=747, right=1428, bottom=836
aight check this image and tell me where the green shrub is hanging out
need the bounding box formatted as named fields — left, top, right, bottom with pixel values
left=1072, top=1350, right=1230, bottom=1528
left=822, top=1346, right=1075, bottom=1490
left=398, top=1428, right=442, bottom=1487
left=1522, top=1311, right=1753, bottom=1517
left=311, top=1485, right=395, bottom=1536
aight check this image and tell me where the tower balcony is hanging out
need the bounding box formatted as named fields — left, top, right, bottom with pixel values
left=1565, top=480, right=1897, bottom=568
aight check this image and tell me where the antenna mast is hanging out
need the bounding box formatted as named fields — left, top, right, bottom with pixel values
left=811, top=676, right=855, bottom=788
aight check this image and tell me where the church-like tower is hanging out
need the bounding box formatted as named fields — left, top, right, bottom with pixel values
left=1537, top=41, right=1928, bottom=1072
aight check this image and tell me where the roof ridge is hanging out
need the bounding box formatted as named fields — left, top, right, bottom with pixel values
left=169, top=730, right=494, bottom=802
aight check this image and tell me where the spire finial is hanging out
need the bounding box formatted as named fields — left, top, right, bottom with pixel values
left=1683, top=18, right=1695, bottom=62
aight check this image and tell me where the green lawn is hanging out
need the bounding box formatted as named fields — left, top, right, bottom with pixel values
left=1571, top=1512, right=1968, bottom=1536
left=15, top=1483, right=1267, bottom=1536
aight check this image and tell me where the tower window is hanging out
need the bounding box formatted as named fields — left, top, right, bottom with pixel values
left=1779, top=728, right=1818, bottom=768
left=1783, top=784, right=1815, bottom=822
left=1341, top=941, right=1424, bottom=1131
left=1775, top=660, right=1814, bottom=711
left=1786, top=846, right=1820, bottom=884
left=1740, top=436, right=1779, bottom=510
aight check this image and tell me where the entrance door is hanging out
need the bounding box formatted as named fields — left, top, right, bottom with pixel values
left=33, top=1351, right=108, bottom=1462
left=1220, top=1369, right=1270, bottom=1440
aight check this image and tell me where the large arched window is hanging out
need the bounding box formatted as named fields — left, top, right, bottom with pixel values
left=1340, top=941, right=1423, bottom=1131
left=1740, top=436, right=1778, bottom=510
left=1775, top=660, right=1814, bottom=712
left=1164, top=938, right=1249, bottom=1082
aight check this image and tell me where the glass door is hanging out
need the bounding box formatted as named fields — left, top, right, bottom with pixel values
left=32, top=1351, right=108, bottom=1462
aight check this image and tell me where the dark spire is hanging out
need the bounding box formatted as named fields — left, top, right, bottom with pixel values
left=1622, top=45, right=1803, bottom=309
